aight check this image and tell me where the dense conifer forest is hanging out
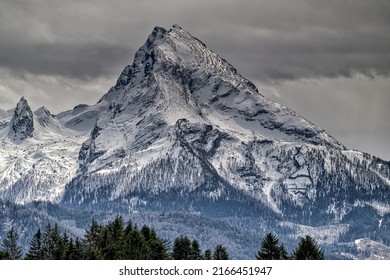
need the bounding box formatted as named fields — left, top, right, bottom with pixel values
left=0, top=216, right=324, bottom=260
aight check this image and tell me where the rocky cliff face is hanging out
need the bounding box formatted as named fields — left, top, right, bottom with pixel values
left=9, top=97, right=34, bottom=140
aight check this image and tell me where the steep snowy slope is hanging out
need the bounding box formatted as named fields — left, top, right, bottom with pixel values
left=56, top=102, right=109, bottom=133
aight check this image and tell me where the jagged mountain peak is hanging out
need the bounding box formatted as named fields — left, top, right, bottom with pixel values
left=34, top=106, right=53, bottom=116
left=34, top=106, right=56, bottom=128
left=140, top=24, right=246, bottom=82
left=9, top=97, right=34, bottom=140
left=98, top=25, right=344, bottom=157
left=75, top=25, right=352, bottom=205
left=18, top=96, right=27, bottom=102
left=15, top=96, right=29, bottom=111
left=99, top=24, right=252, bottom=103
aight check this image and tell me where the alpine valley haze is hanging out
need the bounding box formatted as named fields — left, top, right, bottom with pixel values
left=1, top=25, right=390, bottom=259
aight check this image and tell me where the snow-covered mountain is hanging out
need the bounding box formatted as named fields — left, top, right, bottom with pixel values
left=0, top=91, right=114, bottom=204
left=1, top=25, right=390, bottom=258
left=64, top=25, right=390, bottom=221
left=0, top=97, right=107, bottom=204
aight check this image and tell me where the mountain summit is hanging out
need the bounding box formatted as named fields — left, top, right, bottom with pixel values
left=100, top=25, right=344, bottom=147
left=79, top=24, right=345, bottom=174
left=1, top=25, right=390, bottom=259
left=9, top=97, right=34, bottom=140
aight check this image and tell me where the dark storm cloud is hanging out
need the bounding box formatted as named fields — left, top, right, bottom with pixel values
left=0, top=42, right=132, bottom=80
left=1, top=0, right=390, bottom=82
left=195, top=0, right=390, bottom=81
left=0, top=0, right=139, bottom=79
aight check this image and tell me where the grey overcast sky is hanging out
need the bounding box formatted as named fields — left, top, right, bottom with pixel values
left=0, top=0, right=389, bottom=160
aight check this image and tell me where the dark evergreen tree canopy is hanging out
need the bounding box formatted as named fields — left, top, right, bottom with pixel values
left=172, top=235, right=206, bottom=260
left=291, top=235, right=325, bottom=260
left=189, top=240, right=202, bottom=260
left=25, top=228, right=44, bottom=260
left=84, top=219, right=101, bottom=249
left=1, top=227, right=23, bottom=260
left=203, top=249, right=212, bottom=260
left=0, top=251, right=10, bottom=260
left=213, top=244, right=229, bottom=260
left=172, top=235, right=192, bottom=260
left=256, top=233, right=288, bottom=260
left=20, top=216, right=170, bottom=260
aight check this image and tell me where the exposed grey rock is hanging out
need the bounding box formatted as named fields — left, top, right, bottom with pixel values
left=9, top=97, right=34, bottom=140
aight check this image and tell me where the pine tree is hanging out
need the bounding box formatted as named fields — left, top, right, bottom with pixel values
left=110, top=216, right=125, bottom=242
left=189, top=240, right=202, bottom=260
left=65, top=238, right=75, bottom=260
left=84, top=219, right=101, bottom=250
left=141, top=225, right=152, bottom=241
left=57, top=232, right=70, bottom=260
left=70, top=237, right=85, bottom=260
left=50, top=223, right=63, bottom=260
left=279, top=244, right=288, bottom=260
left=122, top=228, right=149, bottom=259
left=147, top=237, right=170, bottom=260
left=145, top=228, right=169, bottom=260
left=256, top=233, right=288, bottom=260
left=83, top=224, right=102, bottom=261
left=203, top=249, right=212, bottom=260
left=291, top=235, right=325, bottom=260
left=213, top=244, right=229, bottom=260
left=0, top=250, right=9, bottom=260
left=99, top=226, right=115, bottom=259
left=42, top=223, right=53, bottom=259
left=25, top=228, right=44, bottom=260
left=39, top=223, right=70, bottom=260
left=125, top=220, right=134, bottom=234
left=1, top=227, right=23, bottom=260
left=172, top=235, right=191, bottom=260
left=105, top=216, right=126, bottom=259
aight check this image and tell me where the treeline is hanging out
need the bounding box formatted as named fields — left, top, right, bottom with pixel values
left=0, top=216, right=323, bottom=260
